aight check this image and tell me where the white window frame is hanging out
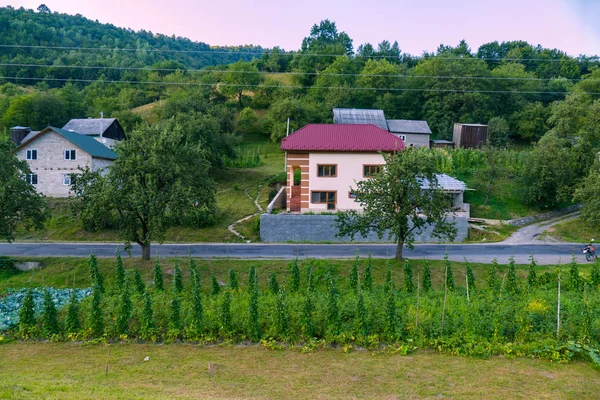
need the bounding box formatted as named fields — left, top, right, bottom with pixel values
left=62, top=174, right=72, bottom=186
left=26, top=149, right=38, bottom=160
left=64, top=149, right=77, bottom=160
left=26, top=174, right=38, bottom=185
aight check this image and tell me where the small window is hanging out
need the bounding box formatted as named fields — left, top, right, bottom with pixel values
left=26, top=174, right=38, bottom=185
left=363, top=165, right=381, bottom=178
left=317, top=164, right=337, bottom=177
left=64, top=150, right=76, bottom=160
left=398, top=135, right=406, bottom=141
left=63, top=174, right=72, bottom=186
left=26, top=150, right=38, bottom=160
left=349, top=191, right=357, bottom=200
left=311, top=191, right=336, bottom=210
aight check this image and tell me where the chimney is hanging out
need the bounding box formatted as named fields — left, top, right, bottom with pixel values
left=9, top=126, right=31, bottom=146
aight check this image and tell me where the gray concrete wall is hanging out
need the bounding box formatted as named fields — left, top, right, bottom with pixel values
left=260, top=213, right=468, bottom=243
left=18, top=131, right=93, bottom=197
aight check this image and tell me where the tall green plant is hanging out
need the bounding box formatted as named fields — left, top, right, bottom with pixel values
left=384, top=269, right=394, bottom=295
left=302, top=292, right=315, bottom=338
left=173, top=263, right=183, bottom=293
left=466, top=263, right=476, bottom=292
left=211, top=275, right=221, bottom=296
left=527, top=254, right=538, bottom=289
left=422, top=260, right=432, bottom=292
left=191, top=276, right=204, bottom=336
left=506, top=256, right=519, bottom=294
left=64, top=289, right=81, bottom=334
left=591, top=260, right=600, bottom=288
left=114, top=253, right=126, bottom=291
left=19, top=289, right=36, bottom=334
left=488, top=259, right=500, bottom=292
left=569, top=255, right=582, bottom=292
left=133, top=269, right=145, bottom=294
left=42, top=289, right=59, bottom=336
left=326, top=267, right=341, bottom=334
left=89, top=286, right=104, bottom=337
left=290, top=258, right=300, bottom=293
left=349, top=253, right=359, bottom=294
left=116, top=281, right=132, bottom=335
left=220, top=290, right=232, bottom=335
left=444, top=252, right=455, bottom=291
left=384, top=290, right=396, bottom=339
left=140, top=292, right=155, bottom=340
left=269, top=273, right=280, bottom=294
left=169, top=292, right=182, bottom=335
left=153, top=259, right=164, bottom=292
left=189, top=257, right=199, bottom=288
left=362, top=255, right=373, bottom=292
left=275, top=288, right=289, bottom=338
left=355, top=291, right=369, bottom=336
left=229, top=269, right=239, bottom=291
left=88, top=254, right=104, bottom=293
left=404, top=259, right=414, bottom=293
left=306, top=265, right=315, bottom=293
left=247, top=282, right=260, bottom=341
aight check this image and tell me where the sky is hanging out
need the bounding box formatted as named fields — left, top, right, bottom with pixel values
left=2, top=0, right=599, bottom=56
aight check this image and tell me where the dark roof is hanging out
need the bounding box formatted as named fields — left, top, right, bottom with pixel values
left=18, top=126, right=117, bottom=160
left=332, top=108, right=389, bottom=130
left=20, top=130, right=41, bottom=143
left=386, top=119, right=432, bottom=135
left=281, top=124, right=405, bottom=152
left=62, top=118, right=117, bottom=136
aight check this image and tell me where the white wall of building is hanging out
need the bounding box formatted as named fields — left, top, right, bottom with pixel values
left=307, top=152, right=385, bottom=212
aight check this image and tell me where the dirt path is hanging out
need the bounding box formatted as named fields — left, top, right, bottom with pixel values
left=227, top=183, right=264, bottom=243
left=501, top=212, right=580, bottom=244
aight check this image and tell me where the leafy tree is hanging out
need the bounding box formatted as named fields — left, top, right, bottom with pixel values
left=263, top=98, right=321, bottom=142
left=591, top=260, right=600, bottom=288
left=487, top=117, right=511, bottom=148
left=37, top=4, right=51, bottom=13
left=336, top=149, right=457, bottom=260
left=71, top=122, right=216, bottom=259
left=511, top=102, right=550, bottom=141
left=574, top=158, right=600, bottom=226
left=220, top=61, right=262, bottom=107
left=472, top=147, right=509, bottom=205
left=0, top=140, right=48, bottom=243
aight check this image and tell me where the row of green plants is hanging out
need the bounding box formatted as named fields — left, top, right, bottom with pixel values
left=4, top=254, right=600, bottom=366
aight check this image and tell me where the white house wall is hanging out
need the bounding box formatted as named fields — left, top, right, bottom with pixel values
left=308, top=152, right=386, bottom=212
left=18, top=131, right=93, bottom=198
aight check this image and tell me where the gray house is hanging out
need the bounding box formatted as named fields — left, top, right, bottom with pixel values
left=17, top=126, right=117, bottom=198
left=386, top=120, right=431, bottom=148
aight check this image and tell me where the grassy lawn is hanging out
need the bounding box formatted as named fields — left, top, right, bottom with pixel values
left=545, top=217, right=597, bottom=244
left=14, top=134, right=284, bottom=244
left=0, top=256, right=577, bottom=295
left=0, top=343, right=598, bottom=399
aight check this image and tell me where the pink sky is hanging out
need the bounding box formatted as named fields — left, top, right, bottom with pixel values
left=2, top=0, right=599, bottom=56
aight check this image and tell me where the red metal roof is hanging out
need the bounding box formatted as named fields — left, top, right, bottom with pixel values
left=281, top=124, right=405, bottom=152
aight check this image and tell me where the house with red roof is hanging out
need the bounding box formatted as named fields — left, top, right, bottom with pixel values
left=281, top=124, right=405, bottom=213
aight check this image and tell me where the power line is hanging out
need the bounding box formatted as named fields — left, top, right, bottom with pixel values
left=0, top=62, right=594, bottom=82
left=2, top=75, right=598, bottom=95
left=0, top=44, right=598, bottom=63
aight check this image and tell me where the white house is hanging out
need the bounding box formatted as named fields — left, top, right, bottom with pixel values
left=17, top=126, right=117, bottom=197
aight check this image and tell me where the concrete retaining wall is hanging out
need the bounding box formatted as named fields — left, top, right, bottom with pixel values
left=260, top=213, right=468, bottom=243
left=507, top=204, right=582, bottom=227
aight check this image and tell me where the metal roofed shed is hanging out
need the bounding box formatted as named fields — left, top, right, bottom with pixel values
left=420, top=174, right=469, bottom=212
left=332, top=108, right=389, bottom=130
left=386, top=120, right=432, bottom=135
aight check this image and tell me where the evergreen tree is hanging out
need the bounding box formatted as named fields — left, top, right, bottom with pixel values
left=64, top=289, right=81, bottom=334
left=302, top=292, right=314, bottom=338
left=140, top=292, right=155, bottom=340
left=488, top=258, right=500, bottom=292
left=211, top=275, right=221, bottom=296
left=153, top=259, right=164, bottom=292
left=116, top=281, right=132, bottom=335
left=422, top=260, right=432, bottom=292
left=19, top=288, right=36, bottom=334
left=591, top=260, right=600, bottom=288
left=466, top=263, right=476, bottom=292
left=191, top=276, right=204, bottom=335
left=275, top=287, right=289, bottom=338
left=114, top=253, right=126, bottom=291
left=506, top=256, right=519, bottom=294
left=404, top=259, right=414, bottom=292
left=268, top=273, right=280, bottom=294
left=362, top=255, right=373, bottom=292
left=355, top=292, right=369, bottom=336
left=88, top=254, right=104, bottom=293
left=89, top=286, right=104, bottom=337
left=173, top=263, right=183, bottom=293
left=568, top=255, right=582, bottom=292
left=444, top=252, right=455, bottom=291
left=41, top=289, right=59, bottom=336
left=220, top=290, right=232, bottom=334
left=527, top=254, right=538, bottom=289
left=229, top=269, right=239, bottom=291
left=290, top=258, right=300, bottom=293
left=349, top=253, right=359, bottom=294
left=133, top=269, right=145, bottom=295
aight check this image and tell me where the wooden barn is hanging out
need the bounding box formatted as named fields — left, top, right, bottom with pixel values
left=453, top=123, right=488, bottom=148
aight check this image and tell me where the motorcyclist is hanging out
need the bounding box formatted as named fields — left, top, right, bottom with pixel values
left=583, top=239, right=597, bottom=259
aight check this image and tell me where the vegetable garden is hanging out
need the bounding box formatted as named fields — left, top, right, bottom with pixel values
left=2, top=254, right=600, bottom=368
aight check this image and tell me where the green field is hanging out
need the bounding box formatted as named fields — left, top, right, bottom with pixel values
left=545, top=217, right=597, bottom=244
left=1, top=343, right=598, bottom=399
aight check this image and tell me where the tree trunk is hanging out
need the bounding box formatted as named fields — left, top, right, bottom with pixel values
left=395, top=238, right=404, bottom=261
left=141, top=244, right=151, bottom=260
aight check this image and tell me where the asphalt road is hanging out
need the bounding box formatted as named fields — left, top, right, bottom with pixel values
left=0, top=242, right=589, bottom=265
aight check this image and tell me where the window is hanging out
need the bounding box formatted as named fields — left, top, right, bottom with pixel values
left=398, top=134, right=407, bottom=141
left=349, top=191, right=357, bottom=200
left=64, top=150, right=76, bottom=160
left=317, top=164, right=337, bottom=177
left=63, top=174, right=72, bottom=186
left=311, top=191, right=336, bottom=210
left=363, top=165, right=381, bottom=177
left=26, top=174, right=38, bottom=185
left=26, top=150, right=37, bottom=160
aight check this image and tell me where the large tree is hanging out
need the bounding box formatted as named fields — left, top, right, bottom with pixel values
left=71, top=121, right=216, bottom=259
left=335, top=149, right=457, bottom=260
left=0, top=139, right=48, bottom=242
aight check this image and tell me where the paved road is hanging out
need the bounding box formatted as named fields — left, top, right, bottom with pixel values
left=0, top=242, right=589, bottom=265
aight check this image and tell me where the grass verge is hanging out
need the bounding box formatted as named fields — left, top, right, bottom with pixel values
left=545, top=217, right=597, bottom=244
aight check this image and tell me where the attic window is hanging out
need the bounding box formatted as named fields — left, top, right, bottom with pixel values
left=64, top=150, right=76, bottom=160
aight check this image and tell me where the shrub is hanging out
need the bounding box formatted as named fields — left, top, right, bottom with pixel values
left=211, top=275, right=221, bottom=296
left=488, top=259, right=500, bottom=292
left=591, top=260, right=600, bottom=288
left=302, top=293, right=315, bottom=338
left=569, top=256, right=582, bottom=292
left=190, top=277, right=203, bottom=336
left=275, top=288, right=289, bottom=338
left=355, top=292, right=369, bottom=336
left=444, top=253, right=455, bottom=291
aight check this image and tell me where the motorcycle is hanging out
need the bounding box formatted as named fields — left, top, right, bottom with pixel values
left=582, top=242, right=597, bottom=262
